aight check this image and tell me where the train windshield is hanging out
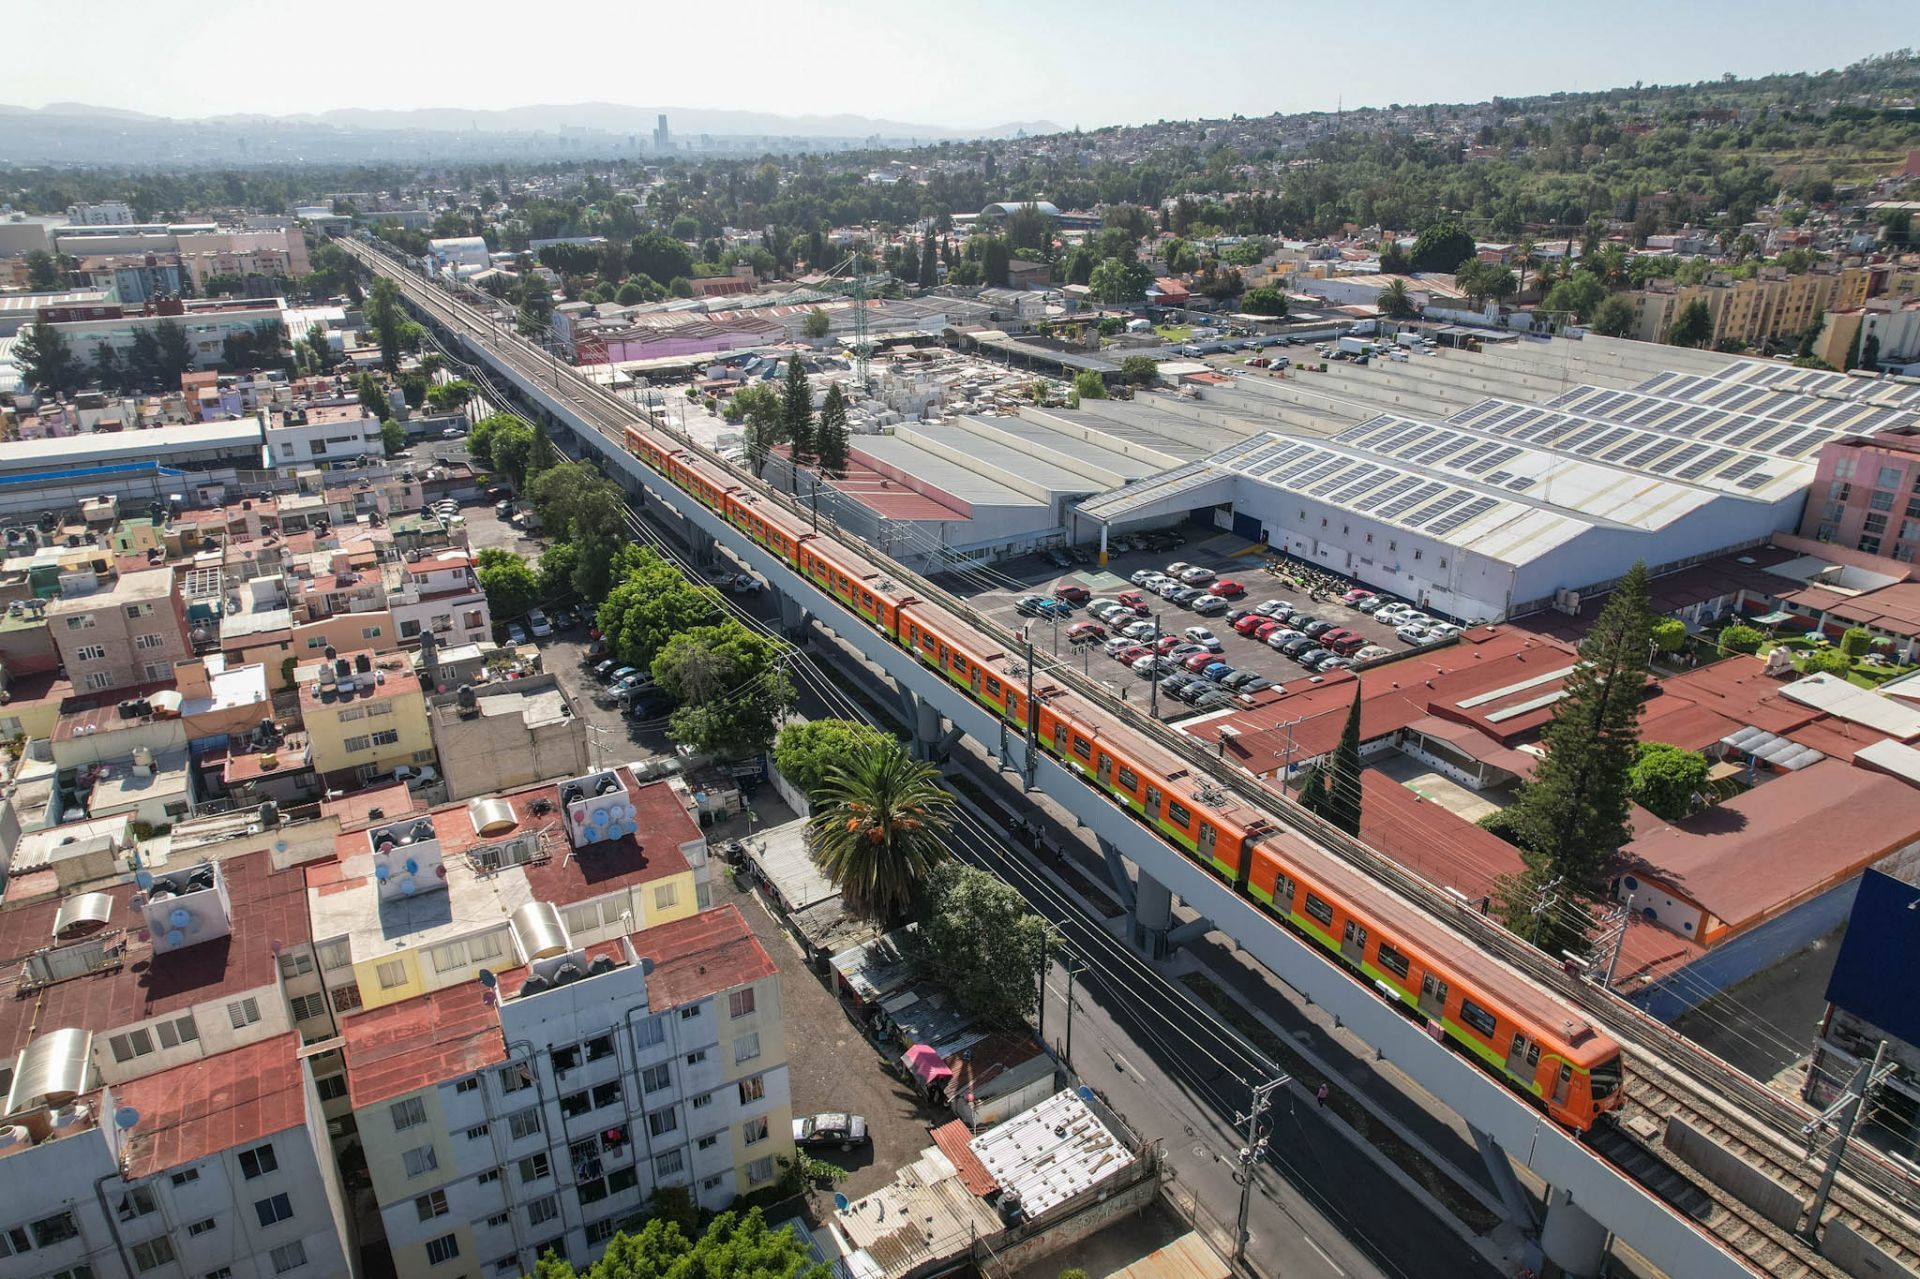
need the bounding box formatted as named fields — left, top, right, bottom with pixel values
left=1589, top=1055, right=1623, bottom=1100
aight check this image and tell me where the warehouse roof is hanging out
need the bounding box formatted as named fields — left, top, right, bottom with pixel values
left=0, top=419, right=263, bottom=473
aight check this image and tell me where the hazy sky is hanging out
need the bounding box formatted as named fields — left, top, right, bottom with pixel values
left=7, top=0, right=1913, bottom=130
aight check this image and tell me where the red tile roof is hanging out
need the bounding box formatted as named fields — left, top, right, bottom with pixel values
left=929, top=1118, right=999, bottom=1196
left=636, top=905, right=776, bottom=1008
left=1609, top=916, right=1707, bottom=992
left=342, top=976, right=507, bottom=1109
left=320, top=781, right=419, bottom=831
left=1624, top=759, right=1920, bottom=932
left=1351, top=771, right=1526, bottom=904
left=0, top=849, right=311, bottom=1063
left=113, top=1033, right=307, bottom=1179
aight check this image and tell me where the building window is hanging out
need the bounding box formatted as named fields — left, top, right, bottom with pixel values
left=745, top=1157, right=774, bottom=1185
left=739, top=1076, right=765, bottom=1104
left=743, top=1116, right=769, bottom=1146
left=75, top=644, right=107, bottom=662
left=685, top=1049, right=707, bottom=1067
left=317, top=940, right=350, bottom=969
left=499, top=1063, right=533, bottom=1093
left=585, top=1034, right=614, bottom=1062
left=485, top=1211, right=511, bottom=1229
left=586, top=1219, right=618, bottom=1246
left=656, top=1150, right=685, bottom=1179
left=343, top=734, right=372, bottom=754
left=238, top=1143, right=278, bottom=1179
left=608, top=1168, right=639, bottom=1195
left=376, top=959, right=407, bottom=989
left=171, top=1168, right=200, bottom=1187
left=291, top=993, right=328, bottom=1022
left=477, top=1168, right=500, bottom=1185
left=455, top=1075, right=481, bottom=1094
left=117, top=1185, right=158, bottom=1220
left=226, top=997, right=262, bottom=1030
left=678, top=1005, right=701, bottom=1021
left=642, top=1063, right=671, bottom=1093
left=519, top=1153, right=551, bottom=1184
left=508, top=1108, right=542, bottom=1140
left=527, top=1194, right=559, bottom=1226
left=692, top=1092, right=713, bottom=1110
left=330, top=983, right=363, bottom=1012
left=653, top=882, right=679, bottom=911
left=84, top=672, right=113, bottom=691
left=270, top=1241, right=308, bottom=1274
left=134, top=633, right=165, bottom=650
left=1871, top=489, right=1896, bottom=512
left=591, top=1081, right=622, bottom=1110
left=109, top=1028, right=154, bottom=1061
left=647, top=1107, right=678, bottom=1139
left=697, top=1134, right=718, bottom=1151
left=315, top=1074, right=348, bottom=1102
left=465, top=1124, right=490, bottom=1140
left=634, top=1014, right=666, bottom=1049
left=560, top=1091, right=592, bottom=1120
left=402, top=1145, right=439, bottom=1177
left=728, top=988, right=756, bottom=1019
left=733, top=1032, right=761, bottom=1065
left=132, top=1238, right=176, bottom=1271
left=701, top=1175, right=724, bottom=1192
left=278, top=952, right=312, bottom=981
left=425, top=1235, right=460, bottom=1266
left=372, top=729, right=399, bottom=747
left=207, top=1268, right=235, bottom=1279
left=255, top=1193, right=294, bottom=1227
left=188, top=1217, right=218, bottom=1236
left=391, top=1097, right=427, bottom=1131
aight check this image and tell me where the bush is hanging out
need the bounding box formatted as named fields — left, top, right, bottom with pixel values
left=1476, top=806, right=1533, bottom=850
left=1840, top=627, right=1872, bottom=658
left=1650, top=617, right=1687, bottom=654
left=1628, top=742, right=1710, bottom=822
left=1719, top=624, right=1765, bottom=655
left=1803, top=649, right=1853, bottom=677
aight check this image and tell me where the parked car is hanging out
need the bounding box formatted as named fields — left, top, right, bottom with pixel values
left=1066, top=621, right=1105, bottom=644
left=1254, top=620, right=1288, bottom=642
left=1114, top=644, right=1151, bottom=664
left=1255, top=599, right=1292, bottom=617
left=1116, top=590, right=1150, bottom=613
left=1178, top=566, right=1216, bottom=585
left=1165, top=642, right=1205, bottom=660
left=506, top=622, right=528, bottom=646
left=1191, top=595, right=1229, bottom=616
left=1191, top=687, right=1238, bottom=710
left=1396, top=622, right=1433, bottom=644
left=1374, top=603, right=1413, bottom=624
left=1341, top=588, right=1376, bottom=606
left=1318, top=626, right=1357, bottom=649
left=1182, top=651, right=1218, bottom=673
left=593, top=659, right=621, bottom=679
left=1317, top=656, right=1354, bottom=672
left=1295, top=646, right=1332, bottom=668
left=1166, top=585, right=1202, bottom=605
left=1425, top=622, right=1462, bottom=641
left=1184, top=626, right=1223, bottom=650
left=494, top=499, right=515, bottom=518
left=1353, top=645, right=1393, bottom=662
left=1104, top=636, right=1140, bottom=656
left=1045, top=548, right=1073, bottom=569
left=1233, top=614, right=1267, bottom=635
left=1160, top=672, right=1200, bottom=698
left=794, top=1113, right=870, bottom=1150
left=1014, top=594, right=1049, bottom=616
left=1131, top=654, right=1166, bottom=675
left=1054, top=584, right=1090, bottom=603
left=1130, top=569, right=1162, bottom=587
left=1165, top=561, right=1194, bottom=578
left=1208, top=578, right=1246, bottom=598
left=1219, top=670, right=1259, bottom=691
left=1122, top=620, right=1159, bottom=640
left=527, top=609, right=553, bottom=638
left=1035, top=599, right=1074, bottom=618
left=1240, top=675, right=1274, bottom=693
left=1301, top=619, right=1337, bottom=638
left=1201, top=661, right=1234, bottom=681
left=392, top=765, right=438, bottom=785
left=1279, top=636, right=1318, bottom=657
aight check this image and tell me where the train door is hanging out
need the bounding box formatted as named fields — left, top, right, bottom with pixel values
left=1145, top=785, right=1163, bottom=819
left=969, top=669, right=982, bottom=696
left=1552, top=1063, right=1573, bottom=1107
left=1419, top=973, right=1449, bottom=1021
left=1506, top=1032, right=1538, bottom=1079
left=1197, top=823, right=1216, bottom=864
left=1097, top=754, right=1113, bottom=788
left=1052, top=722, right=1067, bottom=755
left=1340, top=920, right=1368, bottom=965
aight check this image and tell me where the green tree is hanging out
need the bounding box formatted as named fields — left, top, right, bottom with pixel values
left=487, top=420, right=538, bottom=485
left=1499, top=562, right=1654, bottom=952
left=1543, top=272, right=1608, bottom=324
left=1087, top=256, right=1148, bottom=303
left=1628, top=743, right=1710, bottom=822
left=467, top=412, right=524, bottom=468
left=516, top=276, right=553, bottom=337
left=781, top=355, right=814, bottom=469
left=527, top=463, right=625, bottom=543
left=1119, top=356, right=1160, bottom=387
left=305, top=325, right=332, bottom=371
left=733, top=383, right=783, bottom=474
left=14, top=320, right=81, bottom=395
left=809, top=741, right=954, bottom=922
left=537, top=541, right=580, bottom=602
left=1839, top=626, right=1872, bottom=658
left=476, top=548, right=541, bottom=624
left=1320, top=684, right=1364, bottom=837
left=802, top=307, right=832, bottom=340
left=652, top=622, right=795, bottom=759
left=596, top=552, right=721, bottom=669
left=366, top=276, right=404, bottom=371
left=1861, top=330, right=1881, bottom=371
left=25, top=250, right=59, bottom=290
left=981, top=236, right=1011, bottom=287
left=1411, top=221, right=1474, bottom=272
left=916, top=861, right=1049, bottom=1031
left=527, top=1207, right=832, bottom=1279
left=91, top=343, right=128, bottom=394
left=150, top=319, right=194, bottom=384
left=627, top=232, right=694, bottom=285
left=1665, top=298, right=1713, bottom=348
left=1718, top=623, right=1765, bottom=655
left=1590, top=295, right=1638, bottom=338
left=356, top=372, right=391, bottom=422
left=1803, top=649, right=1853, bottom=677
left=668, top=275, right=694, bottom=298
left=1650, top=617, right=1687, bottom=654
left=774, top=719, right=893, bottom=799
left=425, top=380, right=476, bottom=412
left=920, top=235, right=938, bottom=286
left=1376, top=278, right=1414, bottom=318
left=1241, top=286, right=1289, bottom=317
left=1071, top=370, right=1107, bottom=403
left=379, top=418, right=407, bottom=456
left=815, top=383, right=850, bottom=477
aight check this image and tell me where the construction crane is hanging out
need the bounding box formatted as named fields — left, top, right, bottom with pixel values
left=819, top=247, right=873, bottom=389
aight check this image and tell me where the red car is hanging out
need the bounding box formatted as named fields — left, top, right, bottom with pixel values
left=1254, top=620, right=1287, bottom=641
left=1208, top=579, right=1246, bottom=598
left=1116, top=590, right=1150, bottom=612
left=1114, top=644, right=1150, bottom=664
left=1066, top=621, right=1104, bottom=643
left=1233, top=614, right=1266, bottom=635
left=1327, top=631, right=1368, bottom=654
left=1054, top=584, right=1090, bottom=603
left=1182, top=652, right=1217, bottom=672
left=1153, top=635, right=1183, bottom=655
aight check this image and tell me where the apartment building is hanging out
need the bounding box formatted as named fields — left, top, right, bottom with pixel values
left=41, top=298, right=289, bottom=373
left=342, top=903, right=790, bottom=1279
left=1799, top=428, right=1920, bottom=561
left=298, top=649, right=434, bottom=785
left=428, top=676, right=591, bottom=801
left=389, top=550, right=491, bottom=648
left=1625, top=265, right=1870, bottom=349
left=264, top=404, right=385, bottom=471
left=305, top=767, right=709, bottom=1016
left=46, top=567, right=191, bottom=693
left=74, top=253, right=185, bottom=305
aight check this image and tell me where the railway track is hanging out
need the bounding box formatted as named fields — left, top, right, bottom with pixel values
left=346, top=240, right=1920, bottom=1271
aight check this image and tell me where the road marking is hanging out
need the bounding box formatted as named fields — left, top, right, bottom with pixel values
left=1302, top=1234, right=1346, bottom=1276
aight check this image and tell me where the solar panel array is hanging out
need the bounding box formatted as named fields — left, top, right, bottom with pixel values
left=1704, top=360, right=1920, bottom=410
left=1627, top=371, right=1920, bottom=435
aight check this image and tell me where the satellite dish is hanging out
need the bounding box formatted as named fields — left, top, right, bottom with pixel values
left=482, top=990, right=497, bottom=1007
left=477, top=969, right=497, bottom=988
left=114, top=1107, right=140, bottom=1130
left=133, top=869, right=154, bottom=890
left=833, top=1193, right=850, bottom=1212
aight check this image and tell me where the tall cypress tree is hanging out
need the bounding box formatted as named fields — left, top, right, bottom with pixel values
left=920, top=236, right=938, bottom=286
left=1295, top=762, right=1330, bottom=822
left=816, top=384, right=851, bottom=477
left=1503, top=561, right=1654, bottom=953
left=1323, top=684, right=1364, bottom=836
left=781, top=354, right=814, bottom=479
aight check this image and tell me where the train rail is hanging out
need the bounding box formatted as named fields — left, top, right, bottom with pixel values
left=343, top=239, right=1920, bottom=1270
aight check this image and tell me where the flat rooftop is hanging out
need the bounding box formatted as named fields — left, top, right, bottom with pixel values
left=114, top=1032, right=307, bottom=1179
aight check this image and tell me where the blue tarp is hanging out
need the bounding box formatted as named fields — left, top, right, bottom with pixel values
left=1823, top=869, right=1920, bottom=1046
left=0, top=460, right=185, bottom=488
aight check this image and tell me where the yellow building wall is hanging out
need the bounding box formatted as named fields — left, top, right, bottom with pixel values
left=1814, top=311, right=1865, bottom=371
left=307, top=688, right=432, bottom=779
left=352, top=947, right=429, bottom=1012
left=639, top=870, right=700, bottom=929
left=717, top=973, right=794, bottom=1189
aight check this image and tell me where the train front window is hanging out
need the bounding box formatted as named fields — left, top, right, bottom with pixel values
left=1589, top=1056, right=1623, bottom=1100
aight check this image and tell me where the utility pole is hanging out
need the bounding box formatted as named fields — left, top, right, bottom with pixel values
left=1530, top=876, right=1563, bottom=947
left=1233, top=1077, right=1286, bottom=1267
left=1148, top=612, right=1163, bottom=719
left=1063, top=952, right=1087, bottom=1066
left=1601, top=894, right=1634, bottom=988
left=1023, top=633, right=1039, bottom=791
left=1803, top=1040, right=1890, bottom=1241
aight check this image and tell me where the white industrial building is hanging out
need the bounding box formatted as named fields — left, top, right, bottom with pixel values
left=1071, top=336, right=1920, bottom=620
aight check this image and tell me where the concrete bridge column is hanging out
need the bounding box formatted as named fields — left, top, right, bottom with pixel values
left=777, top=593, right=811, bottom=640
left=1471, top=1126, right=1540, bottom=1233
left=1131, top=870, right=1174, bottom=959
left=1539, top=1188, right=1608, bottom=1279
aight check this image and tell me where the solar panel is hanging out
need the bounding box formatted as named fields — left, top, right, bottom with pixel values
left=1784, top=428, right=1832, bottom=457
left=1601, top=430, right=1649, bottom=460
left=1354, top=475, right=1422, bottom=512
left=1309, top=463, right=1369, bottom=496
left=1459, top=443, right=1521, bottom=474
left=1290, top=458, right=1349, bottom=489
left=1677, top=447, right=1738, bottom=480
left=1405, top=490, right=1472, bottom=528
left=1589, top=427, right=1634, bottom=456
left=1621, top=439, right=1678, bottom=468
left=1379, top=481, right=1448, bottom=521
left=1505, top=476, right=1535, bottom=491
left=1717, top=455, right=1764, bottom=482
left=1560, top=423, right=1611, bottom=453
left=1328, top=467, right=1391, bottom=503
left=1484, top=471, right=1512, bottom=486
left=1753, top=423, right=1804, bottom=453
left=1721, top=419, right=1772, bottom=448
left=1649, top=443, right=1709, bottom=475
left=1736, top=472, right=1776, bottom=491
left=1428, top=496, right=1501, bottom=535
left=1413, top=435, right=1478, bottom=466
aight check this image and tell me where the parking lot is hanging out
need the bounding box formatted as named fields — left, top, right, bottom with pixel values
left=943, top=531, right=1439, bottom=721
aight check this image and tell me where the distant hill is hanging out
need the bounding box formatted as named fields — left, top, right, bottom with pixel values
left=0, top=100, right=1056, bottom=166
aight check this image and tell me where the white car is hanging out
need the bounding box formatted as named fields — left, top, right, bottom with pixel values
left=1191, top=595, right=1229, bottom=615
left=1164, top=561, right=1193, bottom=578
left=1396, top=622, right=1433, bottom=644
left=1425, top=622, right=1462, bottom=641
left=1254, top=599, right=1291, bottom=617
left=1374, top=603, right=1413, bottom=624
left=1184, top=626, right=1222, bottom=650
left=1130, top=569, right=1163, bottom=587
left=1131, top=654, right=1162, bottom=675
left=1178, top=566, right=1215, bottom=585
left=393, top=765, right=439, bottom=786
left=527, top=609, right=553, bottom=638
left=1353, top=645, right=1393, bottom=661
left=1104, top=636, right=1138, bottom=656
left=1122, top=620, right=1158, bottom=640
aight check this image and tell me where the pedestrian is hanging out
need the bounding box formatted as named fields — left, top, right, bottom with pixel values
left=1315, top=1083, right=1329, bottom=1108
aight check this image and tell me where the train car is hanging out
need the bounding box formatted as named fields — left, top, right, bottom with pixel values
left=724, top=490, right=811, bottom=569
left=623, top=425, right=681, bottom=484
left=896, top=595, right=1021, bottom=726
left=798, top=536, right=914, bottom=635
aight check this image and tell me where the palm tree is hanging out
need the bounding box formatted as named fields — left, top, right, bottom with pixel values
left=809, top=742, right=954, bottom=922
left=1378, top=277, right=1415, bottom=319
left=1515, top=237, right=1539, bottom=297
